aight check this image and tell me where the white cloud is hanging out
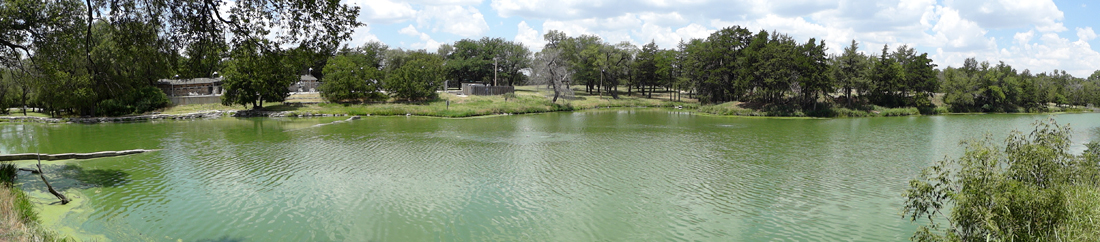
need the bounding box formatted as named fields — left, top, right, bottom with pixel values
left=633, top=23, right=714, bottom=48
left=416, top=5, right=491, bottom=37
left=944, top=0, right=1065, bottom=32
left=348, top=0, right=416, bottom=24
left=638, top=12, right=689, bottom=26
left=935, top=31, right=1100, bottom=77
left=397, top=25, right=443, bottom=51
left=925, top=6, right=996, bottom=52
left=515, top=21, right=546, bottom=51
left=765, top=0, right=837, bottom=17
left=1078, top=27, right=1097, bottom=42
left=542, top=20, right=594, bottom=37
left=399, top=25, right=419, bottom=36
left=1014, top=30, right=1035, bottom=45
left=348, top=25, right=382, bottom=47
left=490, top=0, right=756, bottom=20
left=409, top=0, right=483, bottom=4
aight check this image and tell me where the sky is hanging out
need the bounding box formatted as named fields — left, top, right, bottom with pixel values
left=342, top=0, right=1100, bottom=78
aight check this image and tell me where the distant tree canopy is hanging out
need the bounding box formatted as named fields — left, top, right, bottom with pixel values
left=941, top=59, right=1100, bottom=112
left=316, top=42, right=443, bottom=103
left=4, top=0, right=1099, bottom=117
left=532, top=26, right=1099, bottom=113
left=439, top=37, right=530, bottom=87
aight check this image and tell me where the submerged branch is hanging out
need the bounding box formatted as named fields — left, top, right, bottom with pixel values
left=37, top=157, right=69, bottom=205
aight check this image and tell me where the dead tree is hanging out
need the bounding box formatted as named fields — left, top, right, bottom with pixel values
left=36, top=154, right=69, bottom=205
left=531, top=49, right=574, bottom=103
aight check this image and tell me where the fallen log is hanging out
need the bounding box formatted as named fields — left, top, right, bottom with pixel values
left=36, top=157, right=69, bottom=205
left=0, top=149, right=160, bottom=161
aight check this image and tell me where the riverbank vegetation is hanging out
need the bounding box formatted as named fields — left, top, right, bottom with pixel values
left=904, top=119, right=1100, bottom=241
left=144, top=86, right=692, bottom=118
left=0, top=164, right=68, bottom=241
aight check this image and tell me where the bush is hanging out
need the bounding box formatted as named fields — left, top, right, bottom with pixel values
left=96, top=86, right=170, bottom=116
left=384, top=52, right=442, bottom=101
left=904, top=119, right=1100, bottom=241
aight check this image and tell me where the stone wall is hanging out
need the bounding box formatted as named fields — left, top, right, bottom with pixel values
left=169, top=95, right=222, bottom=105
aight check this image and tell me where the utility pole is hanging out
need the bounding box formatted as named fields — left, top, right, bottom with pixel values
left=600, top=69, right=604, bottom=98
left=493, top=57, right=498, bottom=86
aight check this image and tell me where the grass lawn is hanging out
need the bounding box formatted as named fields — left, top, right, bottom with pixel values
left=157, top=86, right=697, bottom=118
left=1, top=109, right=51, bottom=118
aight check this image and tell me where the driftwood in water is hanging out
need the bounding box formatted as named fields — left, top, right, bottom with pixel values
left=36, top=158, right=69, bottom=205
left=0, top=149, right=159, bottom=161
left=286, top=116, right=361, bottom=132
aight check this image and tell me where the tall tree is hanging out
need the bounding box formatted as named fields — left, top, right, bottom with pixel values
left=834, top=40, right=869, bottom=104
left=384, top=51, right=442, bottom=101
left=319, top=42, right=387, bottom=103
left=634, top=41, right=659, bottom=98
left=220, top=38, right=294, bottom=109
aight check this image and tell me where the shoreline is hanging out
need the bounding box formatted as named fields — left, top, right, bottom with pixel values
left=2, top=105, right=1094, bottom=124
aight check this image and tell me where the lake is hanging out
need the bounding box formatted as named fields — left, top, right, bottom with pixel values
left=3, top=110, right=1099, bottom=241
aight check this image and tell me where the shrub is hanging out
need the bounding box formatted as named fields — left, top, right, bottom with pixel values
left=96, top=86, right=170, bottom=116
left=904, top=119, right=1100, bottom=241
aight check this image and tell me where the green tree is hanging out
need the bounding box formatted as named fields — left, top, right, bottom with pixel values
left=442, top=37, right=530, bottom=87
left=384, top=51, right=442, bottom=101
left=834, top=40, right=869, bottom=104
left=634, top=41, right=659, bottom=98
left=221, top=38, right=294, bottom=109
left=868, top=44, right=903, bottom=107
left=319, top=42, right=387, bottom=103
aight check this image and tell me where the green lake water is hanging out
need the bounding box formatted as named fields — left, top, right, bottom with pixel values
left=3, top=110, right=1099, bottom=241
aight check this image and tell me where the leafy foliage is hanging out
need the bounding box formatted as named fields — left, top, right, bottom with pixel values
left=221, top=38, right=294, bottom=109
left=904, top=119, right=1100, bottom=241
left=319, top=42, right=387, bottom=103
left=383, top=51, right=443, bottom=101
left=941, top=59, right=1097, bottom=112
left=440, top=37, right=530, bottom=87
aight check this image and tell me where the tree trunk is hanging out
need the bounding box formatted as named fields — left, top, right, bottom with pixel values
left=36, top=158, right=69, bottom=205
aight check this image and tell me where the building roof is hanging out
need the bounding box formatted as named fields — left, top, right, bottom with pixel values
left=157, top=77, right=223, bottom=85
left=301, top=75, right=318, bottom=81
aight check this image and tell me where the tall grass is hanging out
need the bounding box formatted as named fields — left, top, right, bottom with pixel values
left=1, top=163, right=71, bottom=242
left=1058, top=185, right=1100, bottom=240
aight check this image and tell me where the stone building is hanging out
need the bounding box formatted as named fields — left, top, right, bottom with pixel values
left=156, top=77, right=224, bottom=96
left=289, top=75, right=320, bottom=93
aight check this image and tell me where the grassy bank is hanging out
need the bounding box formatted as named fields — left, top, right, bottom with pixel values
left=154, top=86, right=696, bottom=118
left=0, top=164, right=68, bottom=241
left=105, top=87, right=1090, bottom=120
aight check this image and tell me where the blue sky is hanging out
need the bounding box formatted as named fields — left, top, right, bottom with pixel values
left=344, top=0, right=1100, bottom=77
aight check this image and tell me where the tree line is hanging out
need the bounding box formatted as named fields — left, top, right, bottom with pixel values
left=941, top=59, right=1100, bottom=112
left=4, top=0, right=1099, bottom=116
left=317, top=37, right=530, bottom=103
left=528, top=26, right=941, bottom=111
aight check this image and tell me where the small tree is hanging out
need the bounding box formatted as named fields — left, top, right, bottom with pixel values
left=319, top=43, right=387, bottom=103
left=904, top=119, right=1100, bottom=241
left=383, top=51, right=442, bottom=101
left=221, top=38, right=294, bottom=109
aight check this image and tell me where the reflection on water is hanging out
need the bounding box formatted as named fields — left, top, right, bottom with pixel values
left=4, top=112, right=1099, bottom=241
